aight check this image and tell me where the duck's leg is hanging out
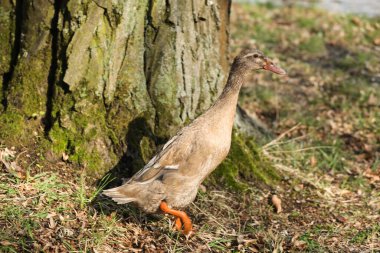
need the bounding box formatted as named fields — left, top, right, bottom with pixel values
left=159, top=201, right=193, bottom=237
left=175, top=217, right=182, bottom=231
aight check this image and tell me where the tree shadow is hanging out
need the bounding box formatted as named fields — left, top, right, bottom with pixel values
left=92, top=116, right=162, bottom=219
left=104, top=117, right=157, bottom=188
left=302, top=43, right=374, bottom=78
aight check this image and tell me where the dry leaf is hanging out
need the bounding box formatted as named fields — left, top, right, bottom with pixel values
left=49, top=217, right=56, bottom=229
left=0, top=148, right=25, bottom=178
left=294, top=184, right=304, bottom=192
left=199, top=184, right=207, bottom=193
left=271, top=195, right=282, bottom=213
left=293, top=240, right=306, bottom=249
left=310, top=156, right=317, bottom=167
left=334, top=214, right=347, bottom=223
left=363, top=168, right=380, bottom=182
left=62, top=152, right=69, bottom=161
left=367, top=93, right=378, bottom=105
left=374, top=37, right=380, bottom=46
left=351, top=17, right=362, bottom=26
left=1, top=241, right=15, bottom=246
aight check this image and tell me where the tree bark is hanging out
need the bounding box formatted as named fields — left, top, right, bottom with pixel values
left=0, top=0, right=232, bottom=176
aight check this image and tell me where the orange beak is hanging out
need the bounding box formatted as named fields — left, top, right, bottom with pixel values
left=263, top=58, right=286, bottom=75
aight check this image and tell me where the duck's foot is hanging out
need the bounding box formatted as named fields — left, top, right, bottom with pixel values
left=175, top=217, right=182, bottom=231
left=159, top=201, right=193, bottom=238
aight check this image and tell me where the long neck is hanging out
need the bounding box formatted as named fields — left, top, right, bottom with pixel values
left=214, top=61, right=249, bottom=106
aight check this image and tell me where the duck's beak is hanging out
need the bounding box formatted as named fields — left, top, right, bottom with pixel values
left=263, top=58, right=286, bottom=75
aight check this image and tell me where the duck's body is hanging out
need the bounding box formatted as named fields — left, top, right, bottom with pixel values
left=103, top=48, right=285, bottom=236
left=104, top=90, right=238, bottom=212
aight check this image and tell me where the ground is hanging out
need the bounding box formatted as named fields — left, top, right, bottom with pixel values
left=1, top=3, right=380, bottom=252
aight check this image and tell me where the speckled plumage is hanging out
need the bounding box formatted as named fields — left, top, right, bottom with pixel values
left=103, top=48, right=285, bottom=213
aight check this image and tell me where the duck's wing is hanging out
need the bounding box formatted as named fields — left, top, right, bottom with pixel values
left=129, top=127, right=195, bottom=183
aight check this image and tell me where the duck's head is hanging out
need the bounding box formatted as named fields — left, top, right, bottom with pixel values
left=234, top=48, right=286, bottom=75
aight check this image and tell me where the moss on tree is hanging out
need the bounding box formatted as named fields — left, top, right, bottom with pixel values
left=0, top=111, right=25, bottom=142
left=0, top=0, right=281, bottom=189
left=208, top=130, right=280, bottom=191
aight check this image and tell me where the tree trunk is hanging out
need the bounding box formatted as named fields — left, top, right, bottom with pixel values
left=0, top=0, right=232, bottom=177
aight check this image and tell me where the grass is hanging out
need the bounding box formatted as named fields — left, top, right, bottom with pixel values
left=1, top=2, right=380, bottom=252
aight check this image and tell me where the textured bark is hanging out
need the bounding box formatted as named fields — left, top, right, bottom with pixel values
left=0, top=0, right=232, bottom=176
left=0, top=0, right=17, bottom=111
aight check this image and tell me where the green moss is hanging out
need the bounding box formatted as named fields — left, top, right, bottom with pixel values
left=7, top=59, right=49, bottom=117
left=139, top=136, right=156, bottom=163
left=48, top=123, right=108, bottom=175
left=68, top=141, right=102, bottom=172
left=48, top=124, right=69, bottom=153
left=0, top=6, right=13, bottom=75
left=0, top=111, right=25, bottom=141
left=208, top=130, right=280, bottom=191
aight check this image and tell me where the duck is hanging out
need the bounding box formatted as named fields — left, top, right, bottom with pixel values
left=103, top=48, right=286, bottom=238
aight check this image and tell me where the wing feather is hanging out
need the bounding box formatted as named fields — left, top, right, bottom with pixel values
left=130, top=127, right=195, bottom=183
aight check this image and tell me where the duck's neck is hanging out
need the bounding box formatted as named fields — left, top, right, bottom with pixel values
left=214, top=63, right=249, bottom=107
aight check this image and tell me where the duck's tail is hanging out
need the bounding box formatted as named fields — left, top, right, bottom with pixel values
left=103, top=180, right=165, bottom=213
left=102, top=185, right=138, bottom=204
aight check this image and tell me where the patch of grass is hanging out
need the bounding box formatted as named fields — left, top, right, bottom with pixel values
left=351, top=225, right=380, bottom=244
left=299, top=232, right=325, bottom=252
left=299, top=34, right=327, bottom=56
left=297, top=17, right=317, bottom=29
left=341, top=175, right=367, bottom=191
left=317, top=145, right=345, bottom=172
left=335, top=51, right=374, bottom=71
left=208, top=238, right=233, bottom=251
left=0, top=162, right=123, bottom=252
left=253, top=25, right=281, bottom=46
left=77, top=172, right=113, bottom=208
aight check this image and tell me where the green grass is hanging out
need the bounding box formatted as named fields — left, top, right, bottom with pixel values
left=351, top=225, right=380, bottom=244
left=0, top=166, right=121, bottom=252
left=299, top=34, right=327, bottom=56
left=232, top=4, right=380, bottom=252
left=299, top=232, right=325, bottom=252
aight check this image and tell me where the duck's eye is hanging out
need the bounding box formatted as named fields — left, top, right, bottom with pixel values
left=253, top=54, right=259, bottom=58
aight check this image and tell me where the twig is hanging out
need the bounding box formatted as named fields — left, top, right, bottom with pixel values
left=263, top=124, right=301, bottom=149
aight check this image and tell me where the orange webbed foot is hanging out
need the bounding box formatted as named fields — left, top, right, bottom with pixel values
left=160, top=201, right=194, bottom=238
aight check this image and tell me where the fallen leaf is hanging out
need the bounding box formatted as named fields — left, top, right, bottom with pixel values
left=293, top=240, right=306, bottom=249
left=49, top=217, right=56, bottom=229
left=1, top=241, right=16, bottom=246
left=294, top=184, right=304, bottom=192
left=351, top=17, right=362, bottom=26
left=310, top=156, right=317, bottom=167
left=363, top=168, right=380, bottom=182
left=271, top=195, right=282, bottom=213
left=374, top=37, right=380, bottom=46
left=334, top=214, right=347, bottom=223
left=62, top=152, right=69, bottom=161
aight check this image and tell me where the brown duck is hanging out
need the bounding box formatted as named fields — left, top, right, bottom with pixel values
left=103, top=48, right=286, bottom=237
